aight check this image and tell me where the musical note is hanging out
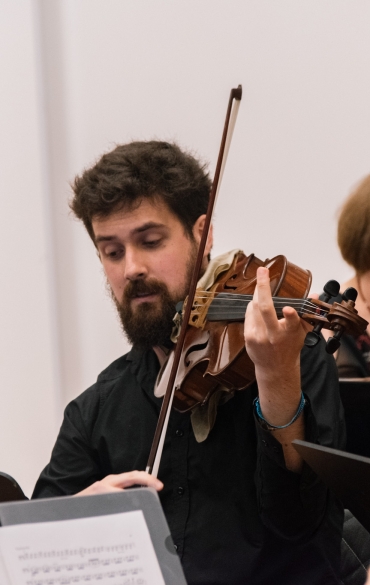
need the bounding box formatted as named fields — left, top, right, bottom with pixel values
left=0, top=511, right=164, bottom=585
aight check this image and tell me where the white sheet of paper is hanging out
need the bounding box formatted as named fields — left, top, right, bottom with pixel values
left=0, top=510, right=165, bottom=585
left=0, top=550, right=10, bottom=585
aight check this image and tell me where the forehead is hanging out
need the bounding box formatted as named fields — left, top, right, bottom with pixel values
left=91, top=198, right=182, bottom=240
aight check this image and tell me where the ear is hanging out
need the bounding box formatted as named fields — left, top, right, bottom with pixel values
left=192, top=215, right=213, bottom=259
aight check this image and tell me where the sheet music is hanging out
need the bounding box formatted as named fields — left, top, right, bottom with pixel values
left=0, top=510, right=165, bottom=585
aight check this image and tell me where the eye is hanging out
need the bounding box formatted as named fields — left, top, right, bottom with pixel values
left=143, top=238, right=161, bottom=248
left=105, top=246, right=124, bottom=260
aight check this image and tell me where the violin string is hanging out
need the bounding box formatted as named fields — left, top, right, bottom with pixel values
left=205, top=304, right=324, bottom=313
left=206, top=305, right=325, bottom=315
left=192, top=297, right=321, bottom=311
left=203, top=301, right=324, bottom=312
left=207, top=309, right=326, bottom=319
left=205, top=310, right=324, bottom=319
left=203, top=301, right=321, bottom=309
left=187, top=294, right=327, bottom=319
left=191, top=294, right=323, bottom=313
left=205, top=314, right=324, bottom=323
left=193, top=309, right=326, bottom=320
left=193, top=299, right=320, bottom=310
left=193, top=290, right=320, bottom=307
left=194, top=307, right=326, bottom=318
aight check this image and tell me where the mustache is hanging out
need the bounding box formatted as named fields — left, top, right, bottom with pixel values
left=122, top=278, right=169, bottom=302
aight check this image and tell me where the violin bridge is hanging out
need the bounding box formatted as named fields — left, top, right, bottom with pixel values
left=188, top=290, right=215, bottom=329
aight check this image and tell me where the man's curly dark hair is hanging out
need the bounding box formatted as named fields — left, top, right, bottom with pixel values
left=70, top=141, right=212, bottom=242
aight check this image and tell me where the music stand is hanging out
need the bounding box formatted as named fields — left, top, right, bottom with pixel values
left=339, top=378, right=370, bottom=412
left=339, top=378, right=370, bottom=458
left=0, top=487, right=187, bottom=585
left=293, top=439, right=370, bottom=533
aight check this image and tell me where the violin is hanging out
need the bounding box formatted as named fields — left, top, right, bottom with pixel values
left=172, top=251, right=368, bottom=413
left=145, top=85, right=368, bottom=475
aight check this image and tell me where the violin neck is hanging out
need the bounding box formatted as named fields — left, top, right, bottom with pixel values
left=206, top=293, right=311, bottom=322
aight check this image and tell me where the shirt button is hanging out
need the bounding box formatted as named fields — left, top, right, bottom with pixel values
left=175, top=429, right=184, bottom=437
left=177, top=486, right=185, bottom=496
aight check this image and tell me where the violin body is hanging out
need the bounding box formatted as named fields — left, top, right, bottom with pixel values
left=173, top=252, right=312, bottom=413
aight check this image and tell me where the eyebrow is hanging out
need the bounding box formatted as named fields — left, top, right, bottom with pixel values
left=94, top=222, right=167, bottom=244
left=134, top=221, right=167, bottom=234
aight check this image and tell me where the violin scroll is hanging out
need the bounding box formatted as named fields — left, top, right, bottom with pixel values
left=304, top=282, right=368, bottom=354
left=304, top=280, right=341, bottom=349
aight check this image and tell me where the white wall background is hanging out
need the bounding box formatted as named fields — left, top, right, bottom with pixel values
left=1, top=0, right=370, bottom=496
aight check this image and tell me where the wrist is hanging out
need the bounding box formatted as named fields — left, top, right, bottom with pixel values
left=255, top=365, right=301, bottom=417
left=254, top=361, right=301, bottom=386
left=254, top=391, right=306, bottom=431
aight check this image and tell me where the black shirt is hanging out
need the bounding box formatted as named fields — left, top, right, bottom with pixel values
left=33, top=342, right=345, bottom=585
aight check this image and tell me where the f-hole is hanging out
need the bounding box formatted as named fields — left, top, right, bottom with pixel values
left=184, top=333, right=210, bottom=367
left=223, top=273, right=238, bottom=290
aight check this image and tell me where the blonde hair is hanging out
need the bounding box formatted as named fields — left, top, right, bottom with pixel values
left=337, top=174, right=370, bottom=274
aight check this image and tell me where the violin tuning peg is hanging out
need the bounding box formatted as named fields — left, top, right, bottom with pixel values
left=325, top=335, right=341, bottom=354
left=322, top=280, right=340, bottom=302
left=304, top=320, right=326, bottom=348
left=326, top=326, right=344, bottom=354
left=304, top=331, right=321, bottom=348
left=342, top=287, right=358, bottom=303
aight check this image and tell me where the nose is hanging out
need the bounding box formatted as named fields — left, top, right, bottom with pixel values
left=123, top=248, right=148, bottom=281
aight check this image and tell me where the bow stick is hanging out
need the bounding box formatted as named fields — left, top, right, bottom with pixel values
left=146, top=85, right=243, bottom=477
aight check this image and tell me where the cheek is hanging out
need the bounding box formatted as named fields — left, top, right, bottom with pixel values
left=157, top=252, right=192, bottom=294
left=102, top=264, right=123, bottom=295
left=151, top=251, right=180, bottom=281
left=155, top=261, right=180, bottom=284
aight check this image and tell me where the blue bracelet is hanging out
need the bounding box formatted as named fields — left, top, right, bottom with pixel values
left=254, top=392, right=306, bottom=431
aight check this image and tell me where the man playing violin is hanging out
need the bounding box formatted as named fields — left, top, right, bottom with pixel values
left=33, top=141, right=345, bottom=584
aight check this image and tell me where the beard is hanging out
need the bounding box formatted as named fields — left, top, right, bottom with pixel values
left=111, top=245, right=197, bottom=349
